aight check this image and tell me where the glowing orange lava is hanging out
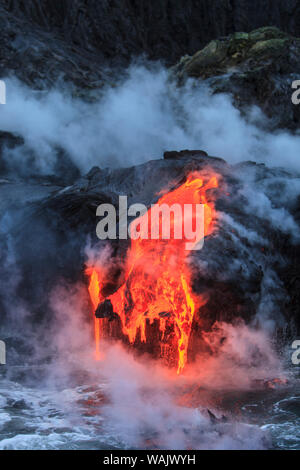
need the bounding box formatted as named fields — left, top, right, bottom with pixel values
left=86, top=268, right=102, bottom=360
left=86, top=173, right=219, bottom=373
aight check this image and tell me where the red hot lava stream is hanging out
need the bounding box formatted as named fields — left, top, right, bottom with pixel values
left=86, top=173, right=219, bottom=373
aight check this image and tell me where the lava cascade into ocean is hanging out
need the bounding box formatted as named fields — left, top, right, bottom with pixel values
left=86, top=173, right=219, bottom=373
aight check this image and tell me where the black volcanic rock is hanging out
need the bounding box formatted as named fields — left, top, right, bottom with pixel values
left=3, top=152, right=297, bottom=339
left=172, top=27, right=300, bottom=130
left=0, top=4, right=109, bottom=90
left=0, top=131, right=24, bottom=173
left=2, top=1, right=300, bottom=65
left=164, top=150, right=209, bottom=160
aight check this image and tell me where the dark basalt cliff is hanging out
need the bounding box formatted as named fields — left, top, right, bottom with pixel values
left=172, top=27, right=300, bottom=130
left=2, top=0, right=300, bottom=64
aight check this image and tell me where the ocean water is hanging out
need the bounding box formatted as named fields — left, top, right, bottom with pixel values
left=0, top=364, right=298, bottom=450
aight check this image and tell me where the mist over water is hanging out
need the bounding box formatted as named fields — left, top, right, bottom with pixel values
left=0, top=271, right=295, bottom=450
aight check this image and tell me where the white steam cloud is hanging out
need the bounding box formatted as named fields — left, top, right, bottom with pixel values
left=1, top=64, right=300, bottom=176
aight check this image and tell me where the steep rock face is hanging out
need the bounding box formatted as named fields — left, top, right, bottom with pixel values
left=2, top=0, right=300, bottom=65
left=173, top=27, right=300, bottom=130
left=0, top=4, right=107, bottom=90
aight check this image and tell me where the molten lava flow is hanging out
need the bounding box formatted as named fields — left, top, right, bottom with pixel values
left=86, top=174, right=219, bottom=373
left=86, top=267, right=101, bottom=360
